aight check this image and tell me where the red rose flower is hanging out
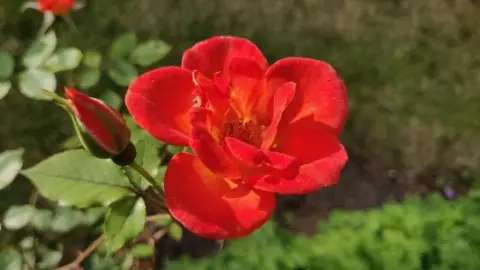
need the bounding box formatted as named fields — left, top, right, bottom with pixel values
left=126, top=36, right=348, bottom=239
left=38, top=0, right=76, bottom=15
left=65, top=88, right=131, bottom=160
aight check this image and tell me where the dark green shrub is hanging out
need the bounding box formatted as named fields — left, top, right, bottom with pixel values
left=168, top=190, right=480, bottom=270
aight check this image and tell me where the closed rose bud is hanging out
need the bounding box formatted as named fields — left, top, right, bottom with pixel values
left=38, top=0, right=76, bottom=15
left=63, top=88, right=135, bottom=165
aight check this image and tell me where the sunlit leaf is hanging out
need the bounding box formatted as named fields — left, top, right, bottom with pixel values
left=104, top=196, right=146, bottom=252
left=0, top=148, right=23, bottom=190
left=19, top=237, right=34, bottom=250
left=126, top=138, right=161, bottom=190
left=22, top=150, right=132, bottom=207
left=44, top=47, right=83, bottom=72
left=22, top=31, right=57, bottom=68
left=76, top=68, right=101, bottom=89
left=51, top=207, right=86, bottom=233
left=3, top=205, right=35, bottom=230
left=168, top=222, right=183, bottom=241
left=107, top=60, right=137, bottom=86
left=130, top=40, right=171, bottom=67
left=156, top=166, right=167, bottom=185
left=132, top=243, right=153, bottom=258
left=100, top=90, right=123, bottom=110
left=61, top=136, right=82, bottom=150
left=83, top=50, right=102, bottom=68
left=18, top=69, right=56, bottom=100
left=0, top=81, right=12, bottom=100
left=37, top=249, right=62, bottom=270
left=32, top=209, right=53, bottom=231
left=148, top=213, right=171, bottom=226
left=108, top=32, right=137, bottom=60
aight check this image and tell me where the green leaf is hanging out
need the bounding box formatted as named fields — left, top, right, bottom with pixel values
left=166, top=145, right=184, bottom=155
left=84, top=207, right=107, bottom=226
left=44, top=47, right=83, bottom=72
left=100, top=90, right=123, bottom=110
left=0, top=81, right=12, bottom=100
left=37, top=249, right=62, bottom=270
left=22, top=149, right=132, bottom=207
left=108, top=32, right=138, bottom=60
left=107, top=60, right=137, bottom=86
left=83, top=50, right=102, bottom=68
left=3, top=205, right=35, bottom=230
left=18, top=69, right=56, bottom=100
left=51, top=207, right=86, bottom=233
left=19, top=237, right=34, bottom=250
left=104, top=196, right=146, bottom=252
left=0, top=148, right=24, bottom=190
left=22, top=31, right=57, bottom=68
left=148, top=213, right=171, bottom=226
left=130, top=40, right=171, bottom=67
left=0, top=249, right=22, bottom=270
left=0, top=52, right=15, bottom=79
left=126, top=139, right=161, bottom=189
left=168, top=222, right=183, bottom=241
left=61, top=136, right=82, bottom=150
left=32, top=209, right=53, bottom=231
left=76, top=68, right=101, bottom=89
left=132, top=243, right=153, bottom=258
left=156, top=166, right=167, bottom=184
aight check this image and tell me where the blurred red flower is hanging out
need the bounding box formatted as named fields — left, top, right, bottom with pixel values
left=38, top=0, right=76, bottom=15
left=126, top=36, right=348, bottom=239
left=65, top=88, right=131, bottom=159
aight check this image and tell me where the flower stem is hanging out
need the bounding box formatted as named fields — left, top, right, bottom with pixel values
left=128, top=161, right=165, bottom=201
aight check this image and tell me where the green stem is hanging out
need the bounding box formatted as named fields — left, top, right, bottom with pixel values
left=128, top=161, right=165, bottom=200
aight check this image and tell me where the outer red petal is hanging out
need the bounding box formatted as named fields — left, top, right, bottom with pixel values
left=261, top=57, right=348, bottom=135
left=125, top=67, right=194, bottom=146
left=253, top=118, right=348, bottom=194
left=181, top=36, right=268, bottom=78
left=165, top=153, right=276, bottom=239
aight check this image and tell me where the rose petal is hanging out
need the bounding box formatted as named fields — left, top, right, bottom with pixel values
left=224, top=137, right=265, bottom=168
left=189, top=107, right=242, bottom=179
left=260, top=82, right=296, bottom=150
left=165, top=153, right=276, bottom=239
left=253, top=117, right=348, bottom=194
left=126, top=67, right=194, bottom=146
left=192, top=70, right=229, bottom=118
left=224, top=137, right=299, bottom=186
left=227, top=57, right=264, bottom=118
left=182, top=36, right=268, bottom=79
left=260, top=57, right=348, bottom=135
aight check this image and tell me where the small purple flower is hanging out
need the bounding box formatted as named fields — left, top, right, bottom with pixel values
left=443, top=185, right=455, bottom=199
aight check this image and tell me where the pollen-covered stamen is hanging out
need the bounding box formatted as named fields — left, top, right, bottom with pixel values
left=221, top=120, right=264, bottom=147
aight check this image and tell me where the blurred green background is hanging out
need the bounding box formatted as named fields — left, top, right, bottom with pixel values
left=1, top=0, right=480, bottom=269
